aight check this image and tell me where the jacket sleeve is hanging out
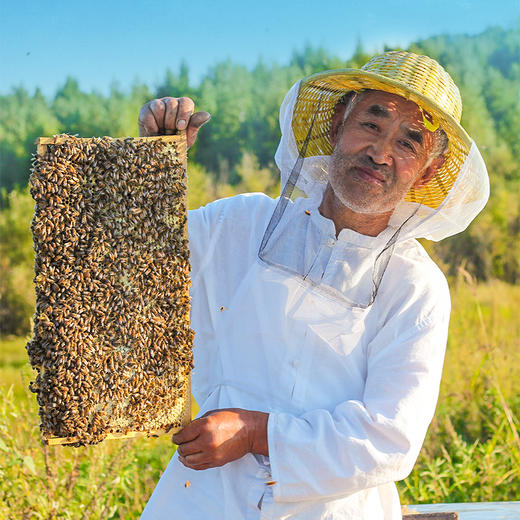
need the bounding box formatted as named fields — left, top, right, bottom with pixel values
left=267, top=287, right=450, bottom=502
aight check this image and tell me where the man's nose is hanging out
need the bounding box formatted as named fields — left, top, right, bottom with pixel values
left=367, top=137, right=393, bottom=166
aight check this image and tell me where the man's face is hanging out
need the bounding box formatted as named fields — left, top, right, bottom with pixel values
left=328, top=90, right=439, bottom=215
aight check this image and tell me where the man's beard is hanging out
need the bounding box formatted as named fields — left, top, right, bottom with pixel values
left=327, top=149, right=406, bottom=215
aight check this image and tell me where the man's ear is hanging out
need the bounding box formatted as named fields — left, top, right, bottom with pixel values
left=329, top=103, right=347, bottom=147
left=413, top=155, right=446, bottom=189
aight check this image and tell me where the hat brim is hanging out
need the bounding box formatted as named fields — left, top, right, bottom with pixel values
left=292, top=69, right=472, bottom=210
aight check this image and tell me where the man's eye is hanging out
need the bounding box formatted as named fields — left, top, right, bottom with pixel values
left=400, top=140, right=415, bottom=152
left=361, top=122, right=378, bottom=130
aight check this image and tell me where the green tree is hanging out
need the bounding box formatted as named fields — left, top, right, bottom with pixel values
left=156, top=61, right=195, bottom=100
left=0, top=187, right=35, bottom=335
left=195, top=61, right=254, bottom=177
left=0, top=87, right=60, bottom=190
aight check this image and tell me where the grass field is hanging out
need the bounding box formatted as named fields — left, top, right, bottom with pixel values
left=1, top=279, right=519, bottom=518
left=400, top=278, right=520, bottom=503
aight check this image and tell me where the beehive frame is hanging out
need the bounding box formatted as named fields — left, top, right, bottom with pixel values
left=27, top=134, right=193, bottom=446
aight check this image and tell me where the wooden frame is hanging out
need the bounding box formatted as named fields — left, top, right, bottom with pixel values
left=35, top=135, right=188, bottom=172
left=45, top=380, right=191, bottom=446
left=403, top=512, right=459, bottom=519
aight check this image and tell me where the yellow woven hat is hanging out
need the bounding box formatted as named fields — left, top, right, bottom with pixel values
left=292, top=50, right=472, bottom=210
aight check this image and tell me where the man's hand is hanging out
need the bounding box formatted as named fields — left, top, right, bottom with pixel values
left=138, top=97, right=210, bottom=149
left=172, top=408, right=269, bottom=471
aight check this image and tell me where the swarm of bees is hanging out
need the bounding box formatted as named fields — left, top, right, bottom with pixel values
left=26, top=134, right=193, bottom=446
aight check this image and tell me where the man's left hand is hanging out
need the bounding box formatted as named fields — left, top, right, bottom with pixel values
left=172, top=408, right=269, bottom=470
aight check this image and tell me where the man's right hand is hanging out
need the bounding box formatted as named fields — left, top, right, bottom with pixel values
left=138, top=97, right=211, bottom=149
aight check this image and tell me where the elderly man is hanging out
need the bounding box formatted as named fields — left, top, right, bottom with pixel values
left=139, top=51, right=489, bottom=519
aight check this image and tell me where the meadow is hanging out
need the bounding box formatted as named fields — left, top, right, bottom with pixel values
left=1, top=276, right=519, bottom=519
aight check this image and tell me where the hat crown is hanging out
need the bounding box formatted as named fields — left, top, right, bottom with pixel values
left=361, top=51, right=463, bottom=122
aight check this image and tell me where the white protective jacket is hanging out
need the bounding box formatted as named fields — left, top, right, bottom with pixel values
left=141, top=193, right=452, bottom=519
left=141, top=79, right=489, bottom=519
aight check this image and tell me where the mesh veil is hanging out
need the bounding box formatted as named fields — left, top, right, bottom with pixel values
left=258, top=88, right=419, bottom=308
left=258, top=80, right=489, bottom=308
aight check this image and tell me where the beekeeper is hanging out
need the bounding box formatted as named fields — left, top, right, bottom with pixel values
left=138, top=51, right=489, bottom=519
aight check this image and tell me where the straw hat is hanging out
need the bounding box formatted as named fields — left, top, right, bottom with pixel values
left=291, top=50, right=472, bottom=210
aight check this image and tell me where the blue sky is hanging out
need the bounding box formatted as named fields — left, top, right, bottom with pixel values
left=2, top=0, right=519, bottom=97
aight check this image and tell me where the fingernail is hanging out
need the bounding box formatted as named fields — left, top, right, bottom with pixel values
left=177, top=120, right=186, bottom=130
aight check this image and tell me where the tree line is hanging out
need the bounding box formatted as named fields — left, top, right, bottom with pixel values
left=1, top=23, right=519, bottom=335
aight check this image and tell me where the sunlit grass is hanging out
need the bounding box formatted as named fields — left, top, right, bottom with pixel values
left=399, top=278, right=520, bottom=504
left=0, top=339, right=191, bottom=519
left=1, top=280, right=519, bottom=517
left=0, top=381, right=174, bottom=519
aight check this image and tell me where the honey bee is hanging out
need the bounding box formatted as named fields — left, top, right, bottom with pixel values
left=29, top=135, right=193, bottom=445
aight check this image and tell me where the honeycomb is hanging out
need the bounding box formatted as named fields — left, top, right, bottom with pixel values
left=26, top=134, right=193, bottom=446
